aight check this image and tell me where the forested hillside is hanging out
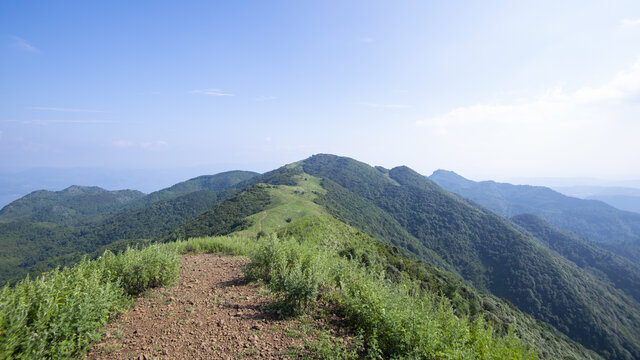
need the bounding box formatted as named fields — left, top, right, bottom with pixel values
left=512, top=213, right=640, bottom=304
left=0, top=186, right=145, bottom=226
left=0, top=171, right=258, bottom=286
left=300, top=154, right=640, bottom=359
left=2, top=155, right=640, bottom=358
left=430, top=169, right=640, bottom=261
left=139, top=170, right=601, bottom=359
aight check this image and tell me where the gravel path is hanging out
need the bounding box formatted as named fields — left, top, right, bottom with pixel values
left=86, top=254, right=311, bottom=360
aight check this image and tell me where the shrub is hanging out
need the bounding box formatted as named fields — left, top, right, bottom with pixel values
left=168, top=235, right=256, bottom=256
left=0, top=262, right=127, bottom=359
left=244, top=233, right=536, bottom=359
left=246, top=236, right=328, bottom=314
left=0, top=245, right=180, bottom=359
left=97, top=244, right=179, bottom=296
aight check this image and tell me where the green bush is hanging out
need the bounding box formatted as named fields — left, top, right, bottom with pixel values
left=167, top=235, right=256, bottom=256
left=246, top=236, right=328, bottom=314
left=0, top=262, right=127, bottom=359
left=97, top=244, right=179, bottom=296
left=245, top=234, right=537, bottom=359
left=0, top=245, right=180, bottom=359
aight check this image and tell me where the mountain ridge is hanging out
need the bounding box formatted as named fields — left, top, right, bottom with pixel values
left=430, top=169, right=640, bottom=262
left=2, top=154, right=640, bottom=358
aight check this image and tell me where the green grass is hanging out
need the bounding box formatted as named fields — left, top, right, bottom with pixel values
left=238, top=175, right=327, bottom=237
left=0, top=175, right=592, bottom=359
left=242, top=233, right=536, bottom=359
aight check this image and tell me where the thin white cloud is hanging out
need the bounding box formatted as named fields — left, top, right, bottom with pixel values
left=31, top=106, right=102, bottom=113
left=140, top=140, right=168, bottom=149
left=413, top=58, right=640, bottom=177
left=359, top=102, right=410, bottom=109
left=2, top=119, right=112, bottom=125
left=359, top=37, right=374, bottom=43
left=9, top=36, right=39, bottom=52
left=112, top=140, right=135, bottom=148
left=620, top=18, right=640, bottom=27
left=190, top=89, right=235, bottom=97
left=416, top=57, right=640, bottom=129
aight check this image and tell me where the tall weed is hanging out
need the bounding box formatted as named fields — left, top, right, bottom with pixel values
left=246, top=235, right=328, bottom=314
left=97, top=244, right=179, bottom=295
left=246, top=235, right=537, bottom=359
left=0, top=245, right=179, bottom=359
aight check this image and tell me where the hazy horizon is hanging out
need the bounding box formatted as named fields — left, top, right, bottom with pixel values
left=2, top=158, right=640, bottom=209
left=2, top=1, right=640, bottom=183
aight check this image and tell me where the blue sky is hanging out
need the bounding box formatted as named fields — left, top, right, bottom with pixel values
left=2, top=0, right=640, bottom=184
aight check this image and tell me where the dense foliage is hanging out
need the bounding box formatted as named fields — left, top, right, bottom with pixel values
left=0, top=172, right=257, bottom=286
left=512, top=213, right=640, bottom=304
left=302, top=154, right=640, bottom=359
left=430, top=169, right=640, bottom=260
left=2, top=155, right=639, bottom=359
left=129, top=170, right=258, bottom=208
left=314, top=178, right=453, bottom=272
left=160, top=185, right=272, bottom=241
left=0, top=245, right=178, bottom=359
left=0, top=186, right=145, bottom=226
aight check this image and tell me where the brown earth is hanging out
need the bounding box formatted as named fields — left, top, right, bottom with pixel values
left=86, top=254, right=353, bottom=360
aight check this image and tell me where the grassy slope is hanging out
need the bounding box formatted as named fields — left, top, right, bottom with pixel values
left=157, top=170, right=601, bottom=359
left=0, top=168, right=603, bottom=359
left=301, top=154, right=640, bottom=360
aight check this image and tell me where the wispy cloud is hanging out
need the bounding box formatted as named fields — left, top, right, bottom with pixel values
left=190, top=89, right=235, bottom=97
left=358, top=102, right=410, bottom=109
left=112, top=140, right=135, bottom=148
left=140, top=140, right=168, bottom=149
left=620, top=18, right=640, bottom=27
left=31, top=106, right=102, bottom=113
left=9, top=35, right=39, bottom=52
left=413, top=58, right=640, bottom=176
left=2, top=119, right=113, bottom=125
left=113, top=140, right=168, bottom=150
left=359, top=37, right=374, bottom=43
left=416, top=57, right=640, bottom=130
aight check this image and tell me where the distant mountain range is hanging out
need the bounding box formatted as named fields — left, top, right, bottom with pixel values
left=553, top=185, right=640, bottom=214
left=0, top=186, right=145, bottom=226
left=3, top=155, right=640, bottom=358
left=430, top=169, right=640, bottom=261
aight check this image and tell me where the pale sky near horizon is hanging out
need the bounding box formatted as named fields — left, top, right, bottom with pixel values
left=2, top=0, right=640, bottom=183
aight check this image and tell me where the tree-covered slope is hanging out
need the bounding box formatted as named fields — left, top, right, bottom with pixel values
left=512, top=213, right=640, bottom=304
left=2, top=155, right=639, bottom=358
left=130, top=170, right=259, bottom=208
left=300, top=154, right=640, bottom=360
left=0, top=172, right=257, bottom=286
left=151, top=169, right=601, bottom=358
left=0, top=186, right=145, bottom=226
left=430, top=170, right=640, bottom=258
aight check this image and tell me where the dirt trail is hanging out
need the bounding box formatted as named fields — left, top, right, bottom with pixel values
left=86, top=254, right=313, bottom=360
left=258, top=211, right=268, bottom=232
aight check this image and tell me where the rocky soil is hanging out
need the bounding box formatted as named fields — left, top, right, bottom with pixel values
left=86, top=254, right=348, bottom=360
